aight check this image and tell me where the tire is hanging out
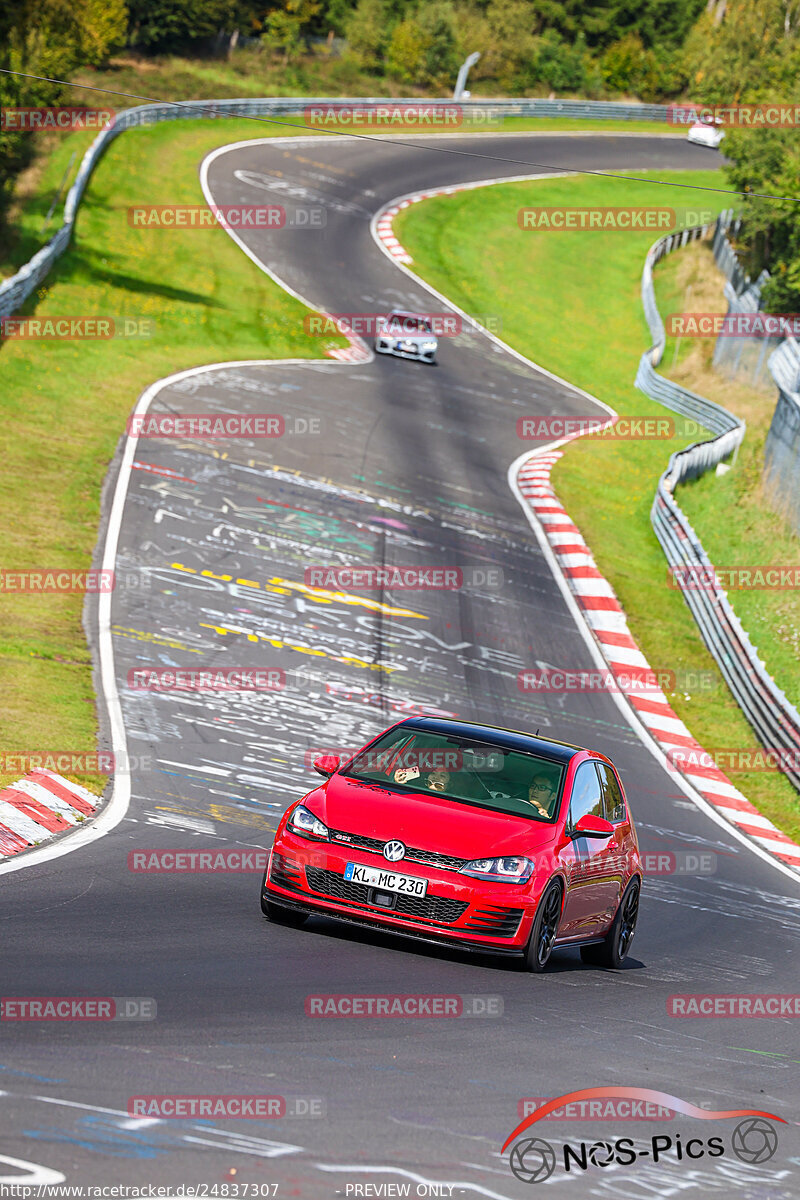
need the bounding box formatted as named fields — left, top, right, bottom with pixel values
left=523, top=881, right=563, bottom=973
left=580, top=878, right=640, bottom=969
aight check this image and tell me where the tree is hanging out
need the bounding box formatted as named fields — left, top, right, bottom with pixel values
left=127, top=0, right=239, bottom=50
left=680, top=0, right=800, bottom=309
left=345, top=0, right=392, bottom=70
left=262, top=0, right=321, bottom=62
left=0, top=0, right=127, bottom=227
left=386, top=17, right=428, bottom=82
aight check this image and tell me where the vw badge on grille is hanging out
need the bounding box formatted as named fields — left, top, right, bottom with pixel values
left=383, top=840, right=406, bottom=862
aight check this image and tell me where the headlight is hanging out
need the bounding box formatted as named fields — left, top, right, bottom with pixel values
left=289, top=804, right=329, bottom=840
left=382, top=336, right=396, bottom=347
left=421, top=340, right=437, bottom=350
left=459, top=855, right=534, bottom=883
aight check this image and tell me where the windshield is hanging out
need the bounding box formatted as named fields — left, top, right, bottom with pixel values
left=386, top=313, right=431, bottom=334
left=341, top=727, right=564, bottom=820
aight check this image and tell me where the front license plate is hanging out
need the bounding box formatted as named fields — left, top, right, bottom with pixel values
left=344, top=862, right=427, bottom=897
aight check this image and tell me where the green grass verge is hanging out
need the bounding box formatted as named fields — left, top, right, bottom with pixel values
left=395, top=172, right=800, bottom=841
left=653, top=238, right=800, bottom=722
left=0, top=117, right=349, bottom=794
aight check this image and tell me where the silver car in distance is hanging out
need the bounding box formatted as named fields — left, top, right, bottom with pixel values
left=687, top=118, right=724, bottom=149
left=374, top=311, right=438, bottom=364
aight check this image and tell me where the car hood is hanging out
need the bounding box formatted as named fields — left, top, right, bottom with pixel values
left=305, top=773, right=555, bottom=858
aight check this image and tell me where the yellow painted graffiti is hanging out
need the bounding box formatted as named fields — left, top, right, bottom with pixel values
left=171, top=562, right=427, bottom=620
left=198, top=621, right=401, bottom=673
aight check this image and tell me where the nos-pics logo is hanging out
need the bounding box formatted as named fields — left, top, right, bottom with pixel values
left=503, top=1088, right=782, bottom=1183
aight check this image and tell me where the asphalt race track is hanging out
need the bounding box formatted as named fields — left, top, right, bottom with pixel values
left=2, top=133, right=799, bottom=1197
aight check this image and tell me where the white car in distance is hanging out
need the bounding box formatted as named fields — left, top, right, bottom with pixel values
left=374, top=311, right=438, bottom=364
left=687, top=117, right=725, bottom=149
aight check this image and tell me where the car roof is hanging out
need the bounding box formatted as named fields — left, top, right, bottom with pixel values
left=395, top=716, right=584, bottom=764
left=386, top=310, right=429, bottom=318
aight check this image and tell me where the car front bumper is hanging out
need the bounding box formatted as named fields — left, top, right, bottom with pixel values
left=262, top=832, right=537, bottom=953
left=375, top=338, right=437, bottom=363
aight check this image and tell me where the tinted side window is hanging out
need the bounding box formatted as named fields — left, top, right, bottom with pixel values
left=568, top=762, right=604, bottom=827
left=596, top=762, right=626, bottom=822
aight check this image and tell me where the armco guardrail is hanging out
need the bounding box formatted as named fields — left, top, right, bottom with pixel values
left=0, top=95, right=671, bottom=319
left=637, top=212, right=800, bottom=792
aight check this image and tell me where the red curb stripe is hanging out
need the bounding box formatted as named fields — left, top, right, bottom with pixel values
left=733, top=819, right=787, bottom=841
left=648, top=730, right=700, bottom=750
left=627, top=695, right=681, bottom=717
left=594, top=630, right=639, bottom=649
left=0, top=821, right=29, bottom=854
left=578, top=596, right=623, bottom=612
left=28, top=772, right=95, bottom=816
left=748, top=826, right=800, bottom=847
left=2, top=790, right=69, bottom=834
left=564, top=565, right=605, bottom=579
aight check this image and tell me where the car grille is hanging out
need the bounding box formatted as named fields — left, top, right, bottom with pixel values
left=305, top=867, right=468, bottom=925
left=329, top=829, right=466, bottom=872
left=463, top=906, right=524, bottom=938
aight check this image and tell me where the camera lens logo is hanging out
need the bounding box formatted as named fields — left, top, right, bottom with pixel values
left=588, top=1140, right=614, bottom=1167
left=509, top=1137, right=556, bottom=1184
left=731, top=1118, right=778, bottom=1164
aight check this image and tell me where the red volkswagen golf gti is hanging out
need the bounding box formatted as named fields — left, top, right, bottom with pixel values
left=260, top=717, right=642, bottom=971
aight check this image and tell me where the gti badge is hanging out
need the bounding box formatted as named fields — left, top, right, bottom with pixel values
left=383, top=840, right=406, bottom=862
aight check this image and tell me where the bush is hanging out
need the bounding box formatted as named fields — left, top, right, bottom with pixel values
left=344, top=0, right=391, bottom=70
left=386, top=17, right=428, bottom=82
left=535, top=30, right=589, bottom=93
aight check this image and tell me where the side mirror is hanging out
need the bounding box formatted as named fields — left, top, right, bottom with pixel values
left=312, top=754, right=340, bottom=778
left=570, top=814, right=614, bottom=840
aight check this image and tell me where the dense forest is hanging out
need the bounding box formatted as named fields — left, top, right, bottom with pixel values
left=2, top=0, right=800, bottom=306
